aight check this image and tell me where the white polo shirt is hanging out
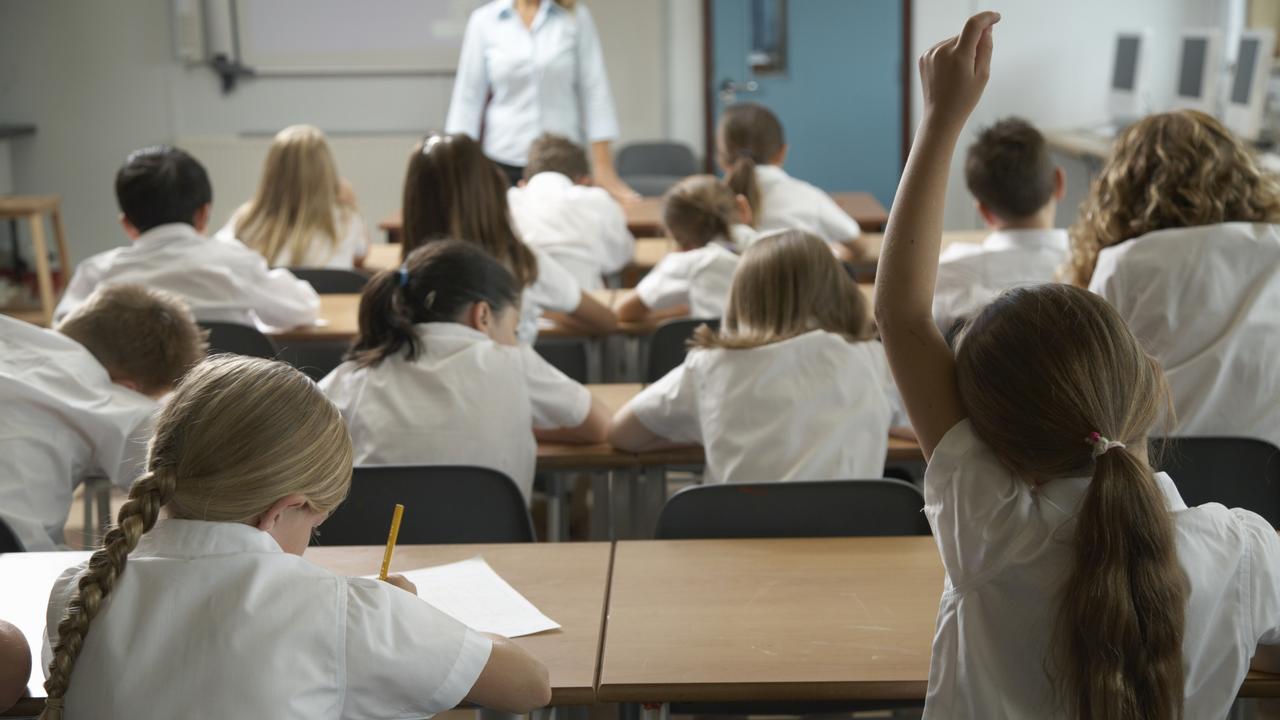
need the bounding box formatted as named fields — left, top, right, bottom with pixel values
left=44, top=519, right=492, bottom=719
left=519, top=243, right=583, bottom=345
left=508, top=172, right=635, bottom=290
left=628, top=331, right=902, bottom=483
left=54, top=223, right=320, bottom=330
left=0, top=316, right=155, bottom=551
left=753, top=165, right=862, bottom=245
left=1089, top=222, right=1280, bottom=447
left=932, top=228, right=1070, bottom=333
left=319, top=323, right=591, bottom=499
left=634, top=238, right=742, bottom=320
left=216, top=205, right=370, bottom=269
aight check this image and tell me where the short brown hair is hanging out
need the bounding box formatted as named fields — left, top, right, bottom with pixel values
left=524, top=133, right=590, bottom=181
left=965, top=117, right=1055, bottom=221
left=56, top=284, right=207, bottom=396
left=662, top=175, right=736, bottom=250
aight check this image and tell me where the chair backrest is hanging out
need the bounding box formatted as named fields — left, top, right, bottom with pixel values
left=200, top=321, right=279, bottom=360
left=534, top=337, right=590, bottom=383
left=1152, top=436, right=1280, bottom=527
left=616, top=141, right=699, bottom=178
left=646, top=317, right=719, bottom=383
left=0, top=516, right=25, bottom=552
left=654, top=478, right=930, bottom=539
left=287, top=268, right=369, bottom=294
left=317, top=465, right=535, bottom=545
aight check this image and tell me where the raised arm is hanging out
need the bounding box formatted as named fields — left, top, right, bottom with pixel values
left=873, top=11, right=999, bottom=458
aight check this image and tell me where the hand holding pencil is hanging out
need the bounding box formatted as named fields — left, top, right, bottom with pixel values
left=378, top=504, right=417, bottom=594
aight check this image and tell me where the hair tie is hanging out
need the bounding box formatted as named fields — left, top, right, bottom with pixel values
left=735, top=149, right=756, bottom=161
left=425, top=290, right=437, bottom=310
left=45, top=698, right=64, bottom=710
left=397, top=267, right=410, bottom=288
left=1086, top=431, right=1126, bottom=458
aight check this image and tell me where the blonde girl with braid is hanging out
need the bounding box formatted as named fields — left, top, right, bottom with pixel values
left=40, top=356, right=550, bottom=719
left=877, top=13, right=1280, bottom=718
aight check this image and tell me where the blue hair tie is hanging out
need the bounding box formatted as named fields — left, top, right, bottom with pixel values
left=397, top=267, right=409, bottom=288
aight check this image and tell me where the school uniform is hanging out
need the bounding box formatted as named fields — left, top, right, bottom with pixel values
left=216, top=205, right=370, bottom=269
left=922, top=419, right=1280, bottom=719
left=628, top=330, right=902, bottom=483
left=508, top=171, right=635, bottom=290
left=320, top=323, right=591, bottom=499
left=753, top=164, right=861, bottom=245
left=54, top=223, right=320, bottom=330
left=633, top=230, right=753, bottom=319
left=518, top=243, right=583, bottom=344
left=932, top=228, right=1069, bottom=333
left=0, top=316, right=155, bottom=551
left=1089, top=222, right=1280, bottom=447
left=44, top=519, right=491, bottom=719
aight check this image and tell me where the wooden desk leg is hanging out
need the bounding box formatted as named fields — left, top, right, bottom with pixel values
left=28, top=213, right=55, bottom=324
left=50, top=207, right=71, bottom=289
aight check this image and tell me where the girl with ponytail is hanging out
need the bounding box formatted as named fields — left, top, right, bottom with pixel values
left=320, top=240, right=609, bottom=501
left=41, top=355, right=551, bottom=719
left=877, top=13, right=1280, bottom=719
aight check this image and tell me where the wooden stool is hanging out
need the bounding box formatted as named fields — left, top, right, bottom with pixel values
left=0, top=195, right=70, bottom=325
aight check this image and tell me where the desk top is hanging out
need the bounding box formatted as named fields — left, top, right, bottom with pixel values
left=365, top=238, right=676, bottom=276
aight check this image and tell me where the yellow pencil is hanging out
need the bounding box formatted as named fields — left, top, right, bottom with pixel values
left=378, top=503, right=405, bottom=581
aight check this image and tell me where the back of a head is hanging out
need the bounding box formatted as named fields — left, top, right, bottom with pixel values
left=954, top=284, right=1187, bottom=719
left=965, top=117, right=1055, bottom=222
left=524, top=133, right=590, bottom=181
left=237, top=124, right=342, bottom=266
left=717, top=103, right=785, bottom=220
left=56, top=284, right=207, bottom=396
left=695, top=229, right=869, bottom=350
left=1067, top=109, right=1280, bottom=286
left=662, top=175, right=736, bottom=250
left=402, top=132, right=535, bottom=286
left=115, top=146, right=213, bottom=234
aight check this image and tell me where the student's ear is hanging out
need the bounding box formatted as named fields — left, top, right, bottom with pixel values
left=976, top=201, right=1000, bottom=229
left=1052, top=166, right=1066, bottom=200
left=255, top=493, right=310, bottom=533
left=191, top=203, right=212, bottom=234
left=465, top=300, right=494, bottom=333
left=119, top=213, right=141, bottom=240
left=770, top=144, right=789, bottom=166
left=734, top=194, right=754, bottom=226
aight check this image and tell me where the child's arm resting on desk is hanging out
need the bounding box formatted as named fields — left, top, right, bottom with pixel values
left=523, top=346, right=610, bottom=444
left=873, top=10, right=999, bottom=460
left=466, top=635, right=553, bottom=713
left=567, top=290, right=618, bottom=334
left=608, top=367, right=702, bottom=452
left=534, top=395, right=610, bottom=444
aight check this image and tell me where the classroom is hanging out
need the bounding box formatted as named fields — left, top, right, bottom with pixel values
left=2, top=0, right=1280, bottom=718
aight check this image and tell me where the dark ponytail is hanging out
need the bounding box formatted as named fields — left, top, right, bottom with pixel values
left=717, top=103, right=784, bottom=225
left=349, top=240, right=519, bottom=367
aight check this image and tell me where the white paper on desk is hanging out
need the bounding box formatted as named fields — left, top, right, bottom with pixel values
left=380, top=556, right=559, bottom=638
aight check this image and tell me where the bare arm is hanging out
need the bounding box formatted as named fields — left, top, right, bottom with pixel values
left=608, top=404, right=688, bottom=453
left=566, top=290, right=618, bottom=334
left=591, top=141, right=641, bottom=203
left=465, top=635, right=552, bottom=713
left=534, top=396, right=610, bottom=444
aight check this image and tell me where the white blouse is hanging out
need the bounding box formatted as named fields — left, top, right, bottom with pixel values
left=634, top=239, right=741, bottom=320
left=931, top=228, right=1069, bottom=333
left=216, top=205, right=370, bottom=269
left=508, top=171, right=634, bottom=290
left=519, top=243, right=583, bottom=345
left=753, top=164, right=862, bottom=245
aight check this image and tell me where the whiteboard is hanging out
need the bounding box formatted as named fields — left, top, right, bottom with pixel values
left=234, top=0, right=485, bottom=74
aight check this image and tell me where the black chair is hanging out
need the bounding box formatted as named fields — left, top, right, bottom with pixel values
left=534, top=337, right=591, bottom=383
left=200, top=321, right=279, bottom=359
left=617, top=141, right=698, bottom=197
left=1152, top=437, right=1280, bottom=527
left=316, top=465, right=535, bottom=545
left=287, top=268, right=369, bottom=294
left=274, top=342, right=350, bottom=382
left=0, top=516, right=25, bottom=552
left=646, top=317, right=719, bottom=383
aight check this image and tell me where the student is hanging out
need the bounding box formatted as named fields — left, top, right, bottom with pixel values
left=216, top=124, right=370, bottom=269
left=1065, top=110, right=1280, bottom=447
left=718, top=102, right=862, bottom=258
left=616, top=175, right=756, bottom=322
left=0, top=285, right=205, bottom=551
left=402, top=132, right=616, bottom=344
left=507, top=133, right=634, bottom=290
left=320, top=241, right=609, bottom=500
left=54, top=146, right=319, bottom=330
left=610, top=230, right=904, bottom=483
left=40, top=355, right=551, bottom=719
left=932, top=117, right=1068, bottom=334
left=876, top=14, right=1280, bottom=718
left=0, top=619, right=30, bottom=714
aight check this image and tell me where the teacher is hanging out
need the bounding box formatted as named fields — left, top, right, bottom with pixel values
left=445, top=0, right=638, bottom=201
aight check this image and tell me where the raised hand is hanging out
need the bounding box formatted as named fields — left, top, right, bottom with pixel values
left=918, top=11, right=1000, bottom=129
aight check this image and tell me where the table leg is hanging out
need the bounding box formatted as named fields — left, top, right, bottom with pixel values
left=545, top=474, right=563, bottom=543
left=82, top=483, right=93, bottom=549
left=28, top=213, right=54, bottom=324
left=638, top=702, right=669, bottom=720
left=590, top=471, right=615, bottom=541
left=96, top=479, right=112, bottom=536
left=631, top=467, right=668, bottom=539
left=50, top=207, right=70, bottom=288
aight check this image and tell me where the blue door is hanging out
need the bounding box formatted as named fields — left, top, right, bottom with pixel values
left=711, top=0, right=904, bottom=207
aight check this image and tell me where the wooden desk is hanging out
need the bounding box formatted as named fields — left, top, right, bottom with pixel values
left=270, top=293, right=361, bottom=343
left=364, top=238, right=674, bottom=277
left=857, top=229, right=987, bottom=262
left=363, top=242, right=400, bottom=272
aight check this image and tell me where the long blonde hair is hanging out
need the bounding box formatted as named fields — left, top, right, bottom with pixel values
left=663, top=175, right=737, bottom=251
left=234, top=125, right=353, bottom=267
left=1065, top=110, right=1280, bottom=286
left=693, top=230, right=870, bottom=350
left=954, top=284, right=1185, bottom=719
left=40, top=356, right=352, bottom=719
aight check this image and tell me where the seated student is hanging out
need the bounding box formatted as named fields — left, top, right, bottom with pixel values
left=718, top=102, right=862, bottom=259
left=877, top=14, right=1280, bottom=718
left=932, top=117, right=1068, bottom=334
left=41, top=355, right=551, bottom=719
left=216, top=124, right=370, bottom=269
left=402, top=132, right=616, bottom=344
left=320, top=241, right=609, bottom=500
left=610, top=230, right=904, bottom=483
left=507, top=133, right=634, bottom=290
left=0, top=285, right=205, bottom=551
left=616, top=175, right=756, bottom=322
left=54, top=146, right=319, bottom=329
left=0, top=619, right=30, bottom=714
left=1065, top=110, right=1280, bottom=447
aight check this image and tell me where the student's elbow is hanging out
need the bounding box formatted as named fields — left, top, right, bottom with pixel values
left=581, top=402, right=611, bottom=444
left=608, top=407, right=653, bottom=452
left=616, top=292, right=649, bottom=322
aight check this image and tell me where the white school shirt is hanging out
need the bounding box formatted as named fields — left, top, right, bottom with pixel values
left=0, top=316, right=155, bottom=551
left=629, top=330, right=902, bottom=483
left=54, top=223, right=320, bottom=330
left=519, top=243, right=583, bottom=344
left=1089, top=222, right=1280, bottom=447
left=446, top=0, right=620, bottom=167
left=216, top=205, right=370, bottom=269
left=43, top=519, right=492, bottom=719
left=753, top=164, right=862, bottom=245
left=931, top=228, right=1070, bottom=333
left=922, top=419, right=1280, bottom=719
left=508, top=172, right=635, bottom=290
left=319, top=323, right=591, bottom=499
left=634, top=235, right=746, bottom=319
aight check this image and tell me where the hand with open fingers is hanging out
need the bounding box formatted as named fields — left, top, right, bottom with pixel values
left=919, top=11, right=1001, bottom=126
left=382, top=573, right=418, bottom=595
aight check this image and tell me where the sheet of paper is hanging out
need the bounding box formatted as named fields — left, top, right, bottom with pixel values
left=389, top=556, right=560, bottom=638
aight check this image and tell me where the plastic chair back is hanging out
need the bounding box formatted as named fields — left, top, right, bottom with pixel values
left=287, top=268, right=369, bottom=294
left=646, top=318, right=719, bottom=382
left=1152, top=436, right=1280, bottom=527
left=200, top=321, right=279, bottom=360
